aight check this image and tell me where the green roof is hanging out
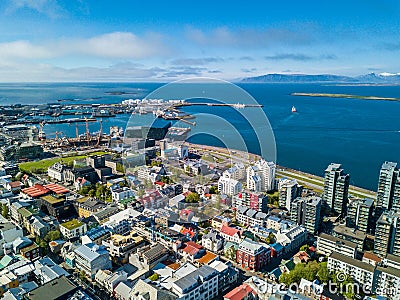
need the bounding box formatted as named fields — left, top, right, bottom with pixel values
left=61, top=219, right=83, bottom=230
left=21, top=243, right=39, bottom=253
left=18, top=207, right=33, bottom=218
left=119, top=196, right=136, bottom=205
left=41, top=194, right=64, bottom=204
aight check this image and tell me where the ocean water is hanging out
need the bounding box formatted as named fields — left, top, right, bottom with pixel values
left=1, top=82, right=399, bottom=191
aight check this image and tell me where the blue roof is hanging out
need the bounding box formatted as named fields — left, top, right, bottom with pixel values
left=268, top=216, right=281, bottom=222
left=85, top=227, right=110, bottom=240
left=270, top=243, right=284, bottom=251
left=269, top=267, right=282, bottom=278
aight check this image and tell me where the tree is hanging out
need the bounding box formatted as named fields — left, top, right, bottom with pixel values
left=300, top=244, right=309, bottom=253
left=186, top=192, right=200, bottom=203
left=148, top=273, right=160, bottom=281
left=225, top=246, right=236, bottom=260
left=44, top=230, right=61, bottom=243
left=316, top=262, right=330, bottom=283
left=137, top=188, right=145, bottom=198
left=1, top=204, right=8, bottom=219
left=88, top=189, right=96, bottom=197
left=209, top=186, right=218, bottom=194
left=265, top=232, right=276, bottom=244
left=279, top=272, right=291, bottom=286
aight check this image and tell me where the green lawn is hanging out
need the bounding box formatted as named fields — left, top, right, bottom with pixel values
left=19, top=151, right=109, bottom=174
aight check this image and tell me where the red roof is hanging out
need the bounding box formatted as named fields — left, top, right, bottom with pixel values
left=181, top=227, right=196, bottom=238
left=224, top=284, right=255, bottom=300
left=221, top=225, right=240, bottom=237
left=44, top=183, right=70, bottom=194
left=22, top=184, right=50, bottom=198
left=9, top=181, right=22, bottom=188
left=154, top=181, right=165, bottom=187
left=363, top=252, right=382, bottom=262
left=182, top=242, right=203, bottom=256
left=180, top=209, right=193, bottom=216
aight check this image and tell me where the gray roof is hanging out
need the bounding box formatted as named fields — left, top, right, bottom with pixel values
left=237, top=205, right=248, bottom=214
left=94, top=205, right=119, bottom=220
left=25, top=276, right=77, bottom=300
left=0, top=222, right=17, bottom=231
left=245, top=208, right=257, bottom=218
left=74, top=243, right=108, bottom=262
left=173, top=265, right=217, bottom=291
left=381, top=161, right=397, bottom=171
left=142, top=243, right=169, bottom=261
left=329, top=252, right=375, bottom=272
left=318, top=233, right=358, bottom=249
left=386, top=253, right=400, bottom=264
left=203, top=230, right=223, bottom=242
left=376, top=265, right=400, bottom=277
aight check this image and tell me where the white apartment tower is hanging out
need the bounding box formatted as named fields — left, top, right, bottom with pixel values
left=247, top=159, right=276, bottom=192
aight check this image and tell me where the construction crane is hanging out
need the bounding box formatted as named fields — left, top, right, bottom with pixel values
left=85, top=117, right=91, bottom=146
left=95, top=118, right=103, bottom=147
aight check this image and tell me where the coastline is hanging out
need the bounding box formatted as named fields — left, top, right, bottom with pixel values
left=184, top=142, right=377, bottom=199
left=291, top=92, right=400, bottom=102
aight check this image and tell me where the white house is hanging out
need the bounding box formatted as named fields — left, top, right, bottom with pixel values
left=111, top=187, right=134, bottom=203
left=60, top=219, right=87, bottom=240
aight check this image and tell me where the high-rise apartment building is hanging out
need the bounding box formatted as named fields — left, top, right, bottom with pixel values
left=290, top=196, right=322, bottom=234
left=278, top=178, right=303, bottom=211
left=376, top=161, right=400, bottom=213
left=246, top=160, right=275, bottom=192
left=374, top=210, right=400, bottom=258
left=347, top=198, right=374, bottom=233
left=323, top=163, right=350, bottom=217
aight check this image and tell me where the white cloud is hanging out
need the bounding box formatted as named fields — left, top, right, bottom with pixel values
left=0, top=32, right=169, bottom=60
left=0, top=61, right=167, bottom=82
left=185, top=26, right=313, bottom=48
left=4, top=0, right=65, bottom=18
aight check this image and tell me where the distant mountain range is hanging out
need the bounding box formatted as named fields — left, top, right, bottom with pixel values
left=240, top=72, right=400, bottom=83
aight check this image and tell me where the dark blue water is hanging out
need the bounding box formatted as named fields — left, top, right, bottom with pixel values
left=1, top=82, right=399, bottom=191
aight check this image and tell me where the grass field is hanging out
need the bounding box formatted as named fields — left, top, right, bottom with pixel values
left=19, top=151, right=109, bottom=174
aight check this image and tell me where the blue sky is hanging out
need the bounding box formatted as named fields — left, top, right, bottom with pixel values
left=0, top=0, right=399, bottom=81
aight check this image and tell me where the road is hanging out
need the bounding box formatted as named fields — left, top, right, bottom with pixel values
left=277, top=168, right=376, bottom=199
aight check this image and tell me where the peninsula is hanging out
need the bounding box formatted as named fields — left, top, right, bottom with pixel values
left=291, top=92, right=400, bottom=101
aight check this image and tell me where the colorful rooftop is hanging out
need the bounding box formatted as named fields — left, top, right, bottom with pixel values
left=61, top=219, right=84, bottom=230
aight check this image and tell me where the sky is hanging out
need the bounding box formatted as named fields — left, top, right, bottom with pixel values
left=0, top=0, right=399, bottom=82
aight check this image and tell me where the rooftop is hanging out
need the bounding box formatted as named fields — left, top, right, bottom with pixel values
left=376, top=265, right=400, bottom=277
left=197, top=251, right=217, bottom=265
left=61, top=219, right=84, bottom=230
left=25, top=276, right=77, bottom=300
left=318, top=233, right=358, bottom=249
left=41, top=194, right=65, bottom=204
left=224, top=284, right=255, bottom=300
left=329, top=252, right=375, bottom=272
left=221, top=225, right=240, bottom=237
left=173, top=265, right=217, bottom=291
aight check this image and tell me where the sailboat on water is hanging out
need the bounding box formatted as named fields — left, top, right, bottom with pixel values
left=291, top=106, right=297, bottom=113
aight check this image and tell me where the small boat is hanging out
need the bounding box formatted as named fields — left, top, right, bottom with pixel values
left=291, top=106, right=297, bottom=113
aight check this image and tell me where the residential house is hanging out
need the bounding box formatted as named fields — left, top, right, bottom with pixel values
left=60, top=219, right=87, bottom=240
left=202, top=230, right=224, bottom=252
left=220, top=225, right=242, bottom=244
left=74, top=243, right=112, bottom=279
